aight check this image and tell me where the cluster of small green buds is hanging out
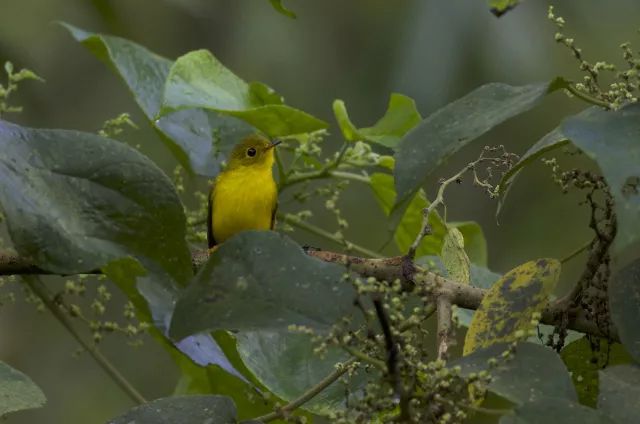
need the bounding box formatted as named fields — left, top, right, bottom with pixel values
left=0, top=61, right=43, bottom=116
left=98, top=113, right=137, bottom=138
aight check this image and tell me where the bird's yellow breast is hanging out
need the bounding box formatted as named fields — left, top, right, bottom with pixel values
left=211, top=164, right=277, bottom=244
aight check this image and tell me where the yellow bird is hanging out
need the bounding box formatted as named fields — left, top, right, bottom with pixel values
left=207, top=134, right=280, bottom=248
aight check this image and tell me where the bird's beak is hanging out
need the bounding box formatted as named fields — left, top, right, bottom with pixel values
left=266, top=139, right=282, bottom=150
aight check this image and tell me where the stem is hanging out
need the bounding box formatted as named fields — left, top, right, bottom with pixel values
left=279, top=213, right=383, bottom=259
left=249, top=358, right=357, bottom=423
left=565, top=84, right=611, bottom=109
left=329, top=170, right=370, bottom=184
left=436, top=296, right=454, bottom=361
left=342, top=345, right=387, bottom=371
left=560, top=239, right=592, bottom=264
left=22, top=276, right=146, bottom=404
left=279, top=142, right=356, bottom=191
left=407, top=165, right=470, bottom=259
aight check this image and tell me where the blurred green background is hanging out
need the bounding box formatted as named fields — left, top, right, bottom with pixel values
left=1, top=1, right=638, bottom=422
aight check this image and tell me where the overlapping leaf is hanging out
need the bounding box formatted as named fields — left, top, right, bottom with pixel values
left=237, top=331, right=366, bottom=416
left=454, top=342, right=577, bottom=405
left=0, top=361, right=46, bottom=417
left=500, top=397, right=615, bottom=424
left=64, top=23, right=252, bottom=176
left=609, top=258, right=640, bottom=363
left=463, top=259, right=560, bottom=355
left=159, top=50, right=328, bottom=137
left=598, top=365, right=640, bottom=424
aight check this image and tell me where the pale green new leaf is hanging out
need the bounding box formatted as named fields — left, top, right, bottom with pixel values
left=333, top=94, right=421, bottom=149
left=160, top=50, right=327, bottom=137
left=269, top=0, right=296, bottom=18
left=441, top=227, right=470, bottom=284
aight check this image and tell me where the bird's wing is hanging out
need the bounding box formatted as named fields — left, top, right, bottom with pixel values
left=207, top=182, right=217, bottom=248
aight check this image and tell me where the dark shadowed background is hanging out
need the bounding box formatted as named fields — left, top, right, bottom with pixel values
left=1, top=1, right=638, bottom=422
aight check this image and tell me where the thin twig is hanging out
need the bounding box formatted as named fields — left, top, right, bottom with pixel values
left=249, top=357, right=357, bottom=423
left=22, top=275, right=146, bottom=404
left=406, top=148, right=514, bottom=259
left=279, top=213, right=383, bottom=258
left=436, top=295, right=454, bottom=361
left=560, top=239, right=592, bottom=264
left=342, top=345, right=387, bottom=371
left=565, top=84, right=611, bottom=109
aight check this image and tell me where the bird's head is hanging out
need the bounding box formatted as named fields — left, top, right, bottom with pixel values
left=226, top=134, right=280, bottom=171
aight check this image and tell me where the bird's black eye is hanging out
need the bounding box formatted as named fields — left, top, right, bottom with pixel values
left=247, top=147, right=257, bottom=157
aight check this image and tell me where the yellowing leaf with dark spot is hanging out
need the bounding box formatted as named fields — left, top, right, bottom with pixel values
left=441, top=227, right=470, bottom=284
left=463, top=258, right=560, bottom=355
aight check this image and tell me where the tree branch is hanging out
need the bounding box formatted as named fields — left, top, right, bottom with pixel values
left=1, top=249, right=619, bottom=341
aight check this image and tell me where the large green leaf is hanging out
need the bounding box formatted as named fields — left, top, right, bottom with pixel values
left=609, top=258, right=640, bottom=363
left=170, top=231, right=354, bottom=340
left=172, top=334, right=279, bottom=421
left=463, top=259, right=560, bottom=355
left=63, top=23, right=251, bottom=177
left=496, top=126, right=571, bottom=216
left=454, top=342, right=577, bottom=405
left=0, top=119, right=191, bottom=282
left=108, top=395, right=237, bottom=424
left=560, top=337, right=633, bottom=407
left=237, top=331, right=366, bottom=416
left=500, top=397, right=615, bottom=424
left=333, top=94, right=422, bottom=149
left=392, top=81, right=557, bottom=222
left=159, top=50, right=328, bottom=137
left=0, top=119, right=244, bottom=382
left=0, top=361, right=46, bottom=417
left=562, top=104, right=640, bottom=254
left=598, top=365, right=640, bottom=424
